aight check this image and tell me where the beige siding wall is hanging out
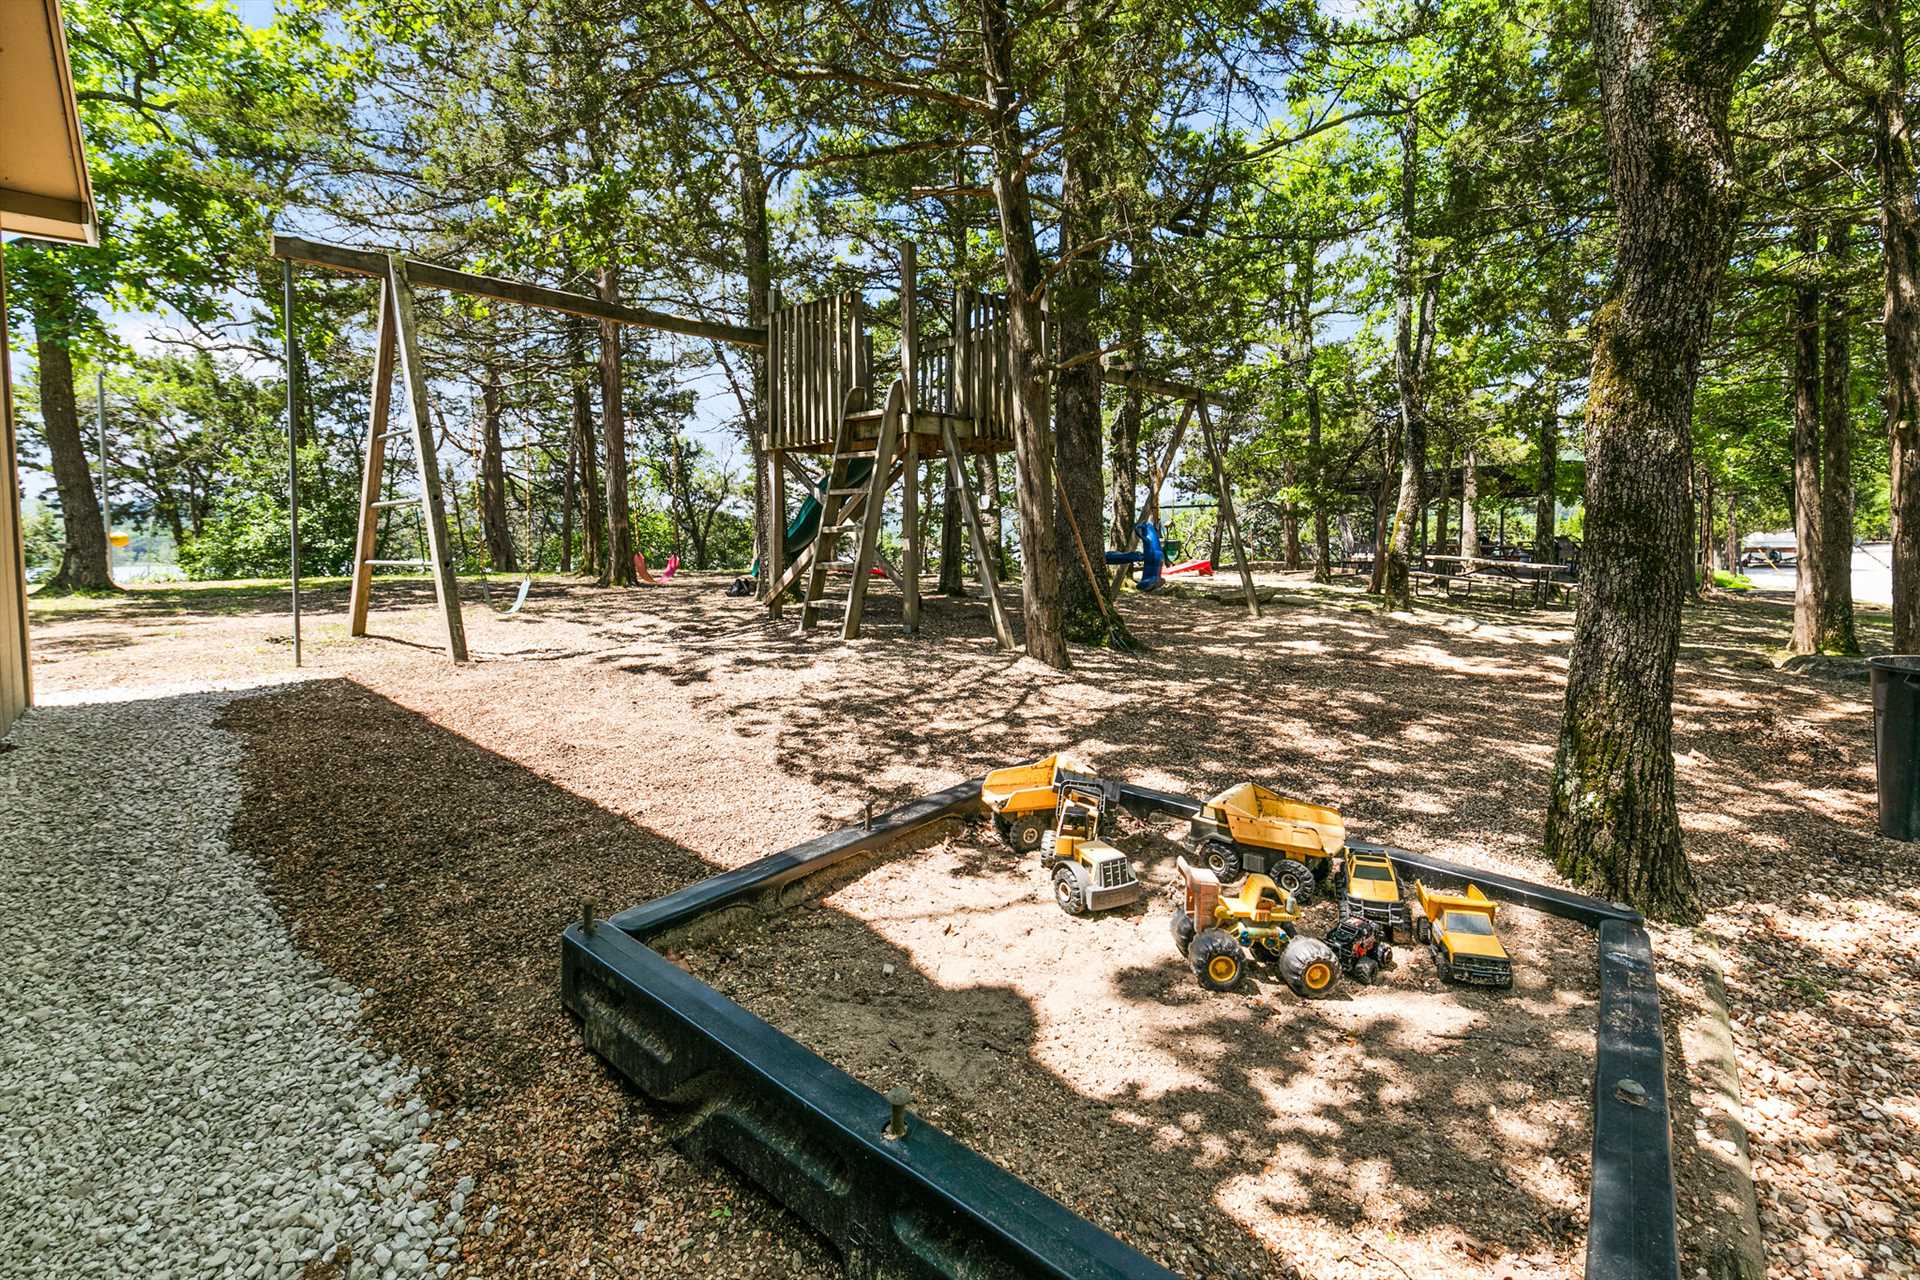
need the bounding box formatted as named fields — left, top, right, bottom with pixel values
left=0, top=251, right=33, bottom=736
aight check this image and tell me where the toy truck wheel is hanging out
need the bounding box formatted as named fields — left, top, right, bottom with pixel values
left=1007, top=814, right=1050, bottom=852
left=1281, top=937, right=1340, bottom=999
left=1413, top=915, right=1431, bottom=943
left=1196, top=838, right=1243, bottom=883
left=1169, top=905, right=1197, bottom=957
left=1351, top=955, right=1379, bottom=985
left=1270, top=859, right=1316, bottom=907
left=1190, top=929, right=1245, bottom=992
left=1052, top=864, right=1088, bottom=916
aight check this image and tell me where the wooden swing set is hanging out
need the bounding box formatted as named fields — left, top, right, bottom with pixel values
left=272, top=233, right=1256, bottom=665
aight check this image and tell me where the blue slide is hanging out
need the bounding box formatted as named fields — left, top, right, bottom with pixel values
left=1104, top=521, right=1166, bottom=591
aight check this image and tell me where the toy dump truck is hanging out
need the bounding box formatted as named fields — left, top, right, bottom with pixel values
left=982, top=753, right=1099, bottom=851
left=1188, top=782, right=1345, bottom=906
left=1040, top=783, right=1142, bottom=915
left=1412, top=882, right=1513, bottom=988
left=1340, top=847, right=1412, bottom=940
left=1169, top=857, right=1340, bottom=997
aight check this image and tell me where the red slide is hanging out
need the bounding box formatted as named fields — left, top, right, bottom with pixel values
left=1166, top=558, right=1214, bottom=576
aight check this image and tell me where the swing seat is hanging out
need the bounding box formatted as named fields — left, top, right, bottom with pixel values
left=503, top=576, right=532, bottom=615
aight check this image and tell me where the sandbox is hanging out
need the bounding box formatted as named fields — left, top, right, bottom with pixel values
left=561, top=779, right=1676, bottom=1280
left=677, top=808, right=1598, bottom=1279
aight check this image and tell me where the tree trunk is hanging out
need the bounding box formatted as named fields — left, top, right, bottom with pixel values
left=1536, top=394, right=1559, bottom=562
left=31, top=296, right=114, bottom=593
left=1544, top=0, right=1771, bottom=922
left=598, top=262, right=636, bottom=587
left=561, top=414, right=576, bottom=573
left=938, top=461, right=966, bottom=594
left=1700, top=468, right=1715, bottom=585
left=1309, top=380, right=1331, bottom=583
left=1459, top=442, right=1478, bottom=558
left=480, top=374, right=518, bottom=572
left=1871, top=0, right=1920, bottom=651
left=566, top=327, right=605, bottom=579
left=1434, top=459, right=1451, bottom=551
left=1790, top=221, right=1825, bottom=653
left=1725, top=491, right=1738, bottom=572
left=1368, top=429, right=1393, bottom=594
left=1283, top=458, right=1302, bottom=569
left=974, top=453, right=1004, bottom=576
left=1818, top=219, right=1860, bottom=653
left=980, top=0, right=1068, bottom=668
left=1382, top=116, right=1433, bottom=611
left=737, top=99, right=775, bottom=601
left=1051, top=25, right=1125, bottom=649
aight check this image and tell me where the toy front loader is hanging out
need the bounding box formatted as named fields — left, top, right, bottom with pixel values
left=1413, top=882, right=1513, bottom=988
left=1168, top=857, right=1340, bottom=998
left=1040, top=784, right=1142, bottom=915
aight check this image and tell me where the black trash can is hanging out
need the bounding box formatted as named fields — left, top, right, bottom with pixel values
left=1870, top=656, right=1920, bottom=839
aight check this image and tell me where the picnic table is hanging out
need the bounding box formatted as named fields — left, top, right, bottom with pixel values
left=1422, top=554, right=1578, bottom=605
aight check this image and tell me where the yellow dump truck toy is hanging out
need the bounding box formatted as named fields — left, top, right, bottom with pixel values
left=1040, top=783, right=1142, bottom=915
left=1169, top=857, right=1341, bottom=997
left=1412, top=882, right=1513, bottom=988
left=1340, top=847, right=1412, bottom=939
left=981, top=753, right=1101, bottom=851
left=1187, top=782, right=1345, bottom=906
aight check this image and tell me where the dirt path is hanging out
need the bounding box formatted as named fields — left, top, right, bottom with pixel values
left=21, top=571, right=1913, bottom=1279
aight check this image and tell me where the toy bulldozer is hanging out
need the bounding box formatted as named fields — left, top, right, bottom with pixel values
left=1412, top=882, right=1513, bottom=988
left=981, top=753, right=1106, bottom=852
left=1188, top=782, right=1345, bottom=906
left=1041, top=784, right=1143, bottom=915
left=1169, top=857, right=1340, bottom=997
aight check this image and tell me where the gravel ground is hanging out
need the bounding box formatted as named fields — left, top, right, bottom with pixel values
left=0, top=689, right=460, bottom=1280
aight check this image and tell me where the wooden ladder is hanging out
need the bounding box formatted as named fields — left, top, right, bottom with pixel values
left=346, top=255, right=469, bottom=661
left=936, top=421, right=1017, bottom=650
left=798, top=378, right=904, bottom=638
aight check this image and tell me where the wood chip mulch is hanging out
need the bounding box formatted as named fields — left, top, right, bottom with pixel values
left=217, top=679, right=840, bottom=1278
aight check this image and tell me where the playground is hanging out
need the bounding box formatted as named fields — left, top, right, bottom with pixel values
left=19, top=571, right=1917, bottom=1280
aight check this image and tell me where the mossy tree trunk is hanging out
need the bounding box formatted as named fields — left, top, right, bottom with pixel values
left=1544, top=0, right=1774, bottom=922
left=1818, top=220, right=1861, bottom=653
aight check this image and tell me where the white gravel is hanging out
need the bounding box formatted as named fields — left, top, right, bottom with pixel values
left=0, top=690, right=460, bottom=1279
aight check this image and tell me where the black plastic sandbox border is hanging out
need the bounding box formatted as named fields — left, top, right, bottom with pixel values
left=561, top=779, right=1679, bottom=1280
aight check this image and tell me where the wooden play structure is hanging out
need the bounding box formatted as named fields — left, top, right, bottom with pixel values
left=271, top=233, right=1255, bottom=664
left=760, top=243, right=1258, bottom=645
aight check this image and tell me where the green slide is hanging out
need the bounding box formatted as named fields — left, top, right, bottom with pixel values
left=756, top=458, right=875, bottom=576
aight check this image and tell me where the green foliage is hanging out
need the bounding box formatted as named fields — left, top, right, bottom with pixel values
left=20, top=503, right=64, bottom=573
